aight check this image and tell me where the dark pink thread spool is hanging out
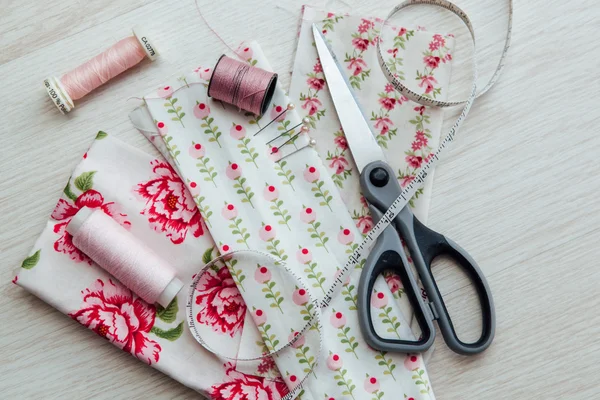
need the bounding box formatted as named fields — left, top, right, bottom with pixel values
left=207, top=54, right=278, bottom=116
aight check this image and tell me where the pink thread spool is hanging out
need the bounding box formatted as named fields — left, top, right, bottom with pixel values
left=66, top=207, right=182, bottom=307
left=44, top=26, right=158, bottom=114
left=207, top=54, right=278, bottom=116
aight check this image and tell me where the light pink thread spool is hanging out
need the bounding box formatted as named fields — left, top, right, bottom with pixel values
left=44, top=26, right=158, bottom=114
left=66, top=207, right=182, bottom=307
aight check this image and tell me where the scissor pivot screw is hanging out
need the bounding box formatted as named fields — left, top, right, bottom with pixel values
left=370, top=167, right=389, bottom=187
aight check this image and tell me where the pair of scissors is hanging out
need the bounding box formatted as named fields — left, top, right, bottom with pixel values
left=313, top=25, right=495, bottom=355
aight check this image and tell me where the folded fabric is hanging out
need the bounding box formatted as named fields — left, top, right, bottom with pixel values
left=13, top=133, right=293, bottom=398
left=132, top=41, right=436, bottom=400
left=289, top=6, right=455, bottom=339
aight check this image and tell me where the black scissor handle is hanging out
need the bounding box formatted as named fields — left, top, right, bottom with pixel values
left=359, top=160, right=495, bottom=355
left=409, top=214, right=496, bottom=355
left=357, top=207, right=436, bottom=353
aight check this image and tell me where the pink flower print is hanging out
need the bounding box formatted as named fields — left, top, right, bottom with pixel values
left=194, top=102, right=211, bottom=119
left=300, top=207, right=316, bottom=223
left=333, top=135, right=348, bottom=150
left=371, top=291, right=388, bottom=309
left=384, top=83, right=394, bottom=93
left=404, top=354, right=421, bottom=371
left=199, top=67, right=212, bottom=80
left=226, top=162, right=242, bottom=180
left=400, top=175, right=415, bottom=188
left=12, top=276, right=18, bottom=285
left=296, top=247, right=312, bottom=264
left=221, top=203, right=238, bottom=220
left=189, top=142, right=205, bottom=158
left=424, top=55, right=441, bottom=69
left=374, top=116, right=393, bottom=135
left=157, top=85, right=173, bottom=98
left=406, top=155, right=424, bottom=169
left=329, top=155, right=349, bottom=175
left=188, top=181, right=200, bottom=196
left=307, top=77, right=326, bottom=91
left=263, top=185, right=279, bottom=201
left=253, top=308, right=267, bottom=326
left=398, top=27, right=407, bottom=36
left=445, top=53, right=453, bottom=62
left=156, top=121, right=168, bottom=136
left=237, top=46, right=253, bottom=61
left=418, top=75, right=438, bottom=94
left=327, top=353, right=343, bottom=371
left=268, top=146, right=281, bottom=162
left=385, top=273, right=403, bottom=294
left=364, top=376, right=380, bottom=393
left=347, top=57, right=367, bottom=76
left=352, top=37, right=370, bottom=52
left=432, top=33, right=446, bottom=47
left=428, top=41, right=441, bottom=51
left=360, top=195, right=369, bottom=209
left=255, top=266, right=272, bottom=284
left=220, top=243, right=232, bottom=254
left=302, top=97, right=322, bottom=116
left=69, top=279, right=161, bottom=365
left=313, top=59, right=322, bottom=73
left=287, top=374, right=298, bottom=386
left=288, top=331, right=305, bottom=349
left=303, top=166, right=320, bottom=183
left=378, top=96, right=396, bottom=111
left=259, top=224, right=276, bottom=241
left=270, top=104, right=287, bottom=122
left=338, top=228, right=355, bottom=245
left=230, top=123, right=246, bottom=140
left=414, top=105, right=426, bottom=115
left=356, top=215, right=373, bottom=234
left=292, top=288, right=309, bottom=305
left=330, top=311, right=346, bottom=328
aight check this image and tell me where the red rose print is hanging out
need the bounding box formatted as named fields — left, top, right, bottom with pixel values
left=135, top=160, right=203, bottom=244
left=351, top=37, right=370, bottom=52
left=424, top=55, right=441, bottom=69
left=301, top=97, right=323, bottom=116
left=211, top=362, right=288, bottom=400
left=51, top=188, right=130, bottom=263
left=406, top=155, right=424, bottom=169
left=374, top=116, right=393, bottom=135
left=398, top=27, right=407, bottom=36
left=414, top=105, right=426, bottom=115
left=69, top=279, right=161, bottom=365
left=355, top=214, right=373, bottom=234
left=307, top=77, right=326, bottom=91
left=378, top=97, right=396, bottom=111
left=195, top=266, right=246, bottom=336
left=347, top=57, right=367, bottom=76
left=328, top=155, right=349, bottom=175
left=418, top=75, right=438, bottom=94
left=333, top=134, right=348, bottom=150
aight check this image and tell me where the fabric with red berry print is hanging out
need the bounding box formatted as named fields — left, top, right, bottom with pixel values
left=12, top=133, right=277, bottom=398
left=132, top=41, right=432, bottom=400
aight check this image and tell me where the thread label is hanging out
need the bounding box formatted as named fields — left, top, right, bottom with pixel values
left=140, top=37, right=156, bottom=57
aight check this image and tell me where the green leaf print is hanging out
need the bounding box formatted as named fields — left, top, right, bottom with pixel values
left=21, top=249, right=41, bottom=270
left=74, top=171, right=96, bottom=192
left=202, top=246, right=215, bottom=265
left=150, top=321, right=184, bottom=341
left=156, top=297, right=178, bottom=323
left=165, top=97, right=185, bottom=127
left=200, top=114, right=222, bottom=148
left=95, top=131, right=108, bottom=140
left=274, top=160, right=295, bottom=191
left=63, top=178, right=78, bottom=202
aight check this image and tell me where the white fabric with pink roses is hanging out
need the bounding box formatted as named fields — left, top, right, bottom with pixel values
left=14, top=7, right=455, bottom=400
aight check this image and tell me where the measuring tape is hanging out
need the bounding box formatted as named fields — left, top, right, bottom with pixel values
left=186, top=1, right=513, bottom=398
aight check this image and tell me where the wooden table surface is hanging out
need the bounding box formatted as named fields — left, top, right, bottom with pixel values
left=1, top=0, right=599, bottom=399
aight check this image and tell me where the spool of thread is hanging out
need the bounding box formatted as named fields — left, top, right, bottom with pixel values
left=207, top=54, right=278, bottom=116
left=44, top=26, right=158, bottom=114
left=66, top=207, right=182, bottom=307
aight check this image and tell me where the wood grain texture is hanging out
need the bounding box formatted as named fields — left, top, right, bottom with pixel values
left=1, top=0, right=599, bottom=399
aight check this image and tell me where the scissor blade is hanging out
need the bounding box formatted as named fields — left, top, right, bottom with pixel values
left=312, top=24, right=385, bottom=173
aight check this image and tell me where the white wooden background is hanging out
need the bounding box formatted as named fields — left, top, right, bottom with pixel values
left=1, top=0, right=599, bottom=399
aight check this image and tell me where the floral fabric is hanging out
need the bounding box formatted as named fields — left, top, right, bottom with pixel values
left=14, top=133, right=287, bottom=397
left=132, top=40, right=436, bottom=400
